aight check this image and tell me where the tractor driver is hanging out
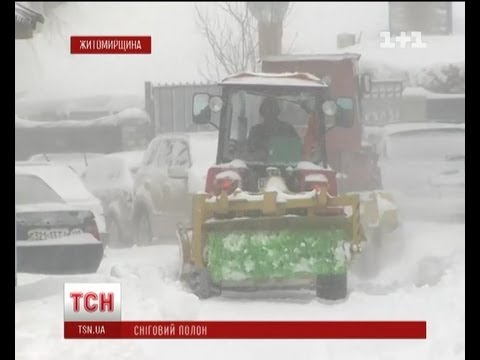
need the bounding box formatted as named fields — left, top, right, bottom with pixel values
left=247, top=97, right=300, bottom=156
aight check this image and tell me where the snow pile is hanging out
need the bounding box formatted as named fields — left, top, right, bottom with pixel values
left=215, top=170, right=242, bottom=182
left=296, top=161, right=332, bottom=171
left=263, top=176, right=289, bottom=193
left=16, top=221, right=464, bottom=360
left=15, top=93, right=145, bottom=119
left=222, top=72, right=327, bottom=88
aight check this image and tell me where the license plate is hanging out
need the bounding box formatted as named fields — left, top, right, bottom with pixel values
left=27, top=228, right=82, bottom=241
left=257, top=177, right=268, bottom=191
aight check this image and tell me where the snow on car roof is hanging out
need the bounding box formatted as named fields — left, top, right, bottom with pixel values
left=384, top=122, right=465, bottom=136
left=14, top=163, right=95, bottom=202
left=221, top=72, right=328, bottom=88
left=16, top=161, right=52, bottom=167
left=261, top=53, right=361, bottom=63
left=153, top=131, right=218, bottom=165
left=15, top=108, right=150, bottom=129
left=96, top=150, right=145, bottom=169
left=29, top=153, right=102, bottom=161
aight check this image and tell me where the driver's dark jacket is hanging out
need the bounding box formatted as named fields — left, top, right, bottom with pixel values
left=247, top=120, right=299, bottom=153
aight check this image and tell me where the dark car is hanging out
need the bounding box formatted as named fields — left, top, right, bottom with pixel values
left=15, top=171, right=104, bottom=274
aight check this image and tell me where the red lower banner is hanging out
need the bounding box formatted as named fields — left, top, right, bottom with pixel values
left=65, top=321, right=426, bottom=339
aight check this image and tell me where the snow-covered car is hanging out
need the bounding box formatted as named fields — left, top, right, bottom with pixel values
left=15, top=162, right=108, bottom=243
left=82, top=151, right=145, bottom=248
left=379, top=123, right=465, bottom=222
left=133, top=131, right=218, bottom=245
left=15, top=171, right=104, bottom=274
left=28, top=152, right=103, bottom=176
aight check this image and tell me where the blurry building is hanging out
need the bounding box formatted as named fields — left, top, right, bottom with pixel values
left=389, top=2, right=453, bottom=35
left=15, top=2, right=45, bottom=39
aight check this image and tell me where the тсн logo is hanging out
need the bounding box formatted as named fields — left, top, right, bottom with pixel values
left=64, top=283, right=121, bottom=321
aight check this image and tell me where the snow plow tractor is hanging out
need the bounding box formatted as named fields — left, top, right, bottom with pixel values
left=177, top=72, right=398, bottom=300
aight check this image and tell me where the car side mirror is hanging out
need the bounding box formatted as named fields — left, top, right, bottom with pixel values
left=192, top=93, right=211, bottom=125
left=168, top=165, right=188, bottom=179
left=335, top=97, right=354, bottom=128
left=360, top=73, right=372, bottom=94
left=192, top=94, right=223, bottom=125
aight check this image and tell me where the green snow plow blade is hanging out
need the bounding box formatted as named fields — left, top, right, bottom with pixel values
left=205, top=216, right=349, bottom=282
left=178, top=190, right=365, bottom=299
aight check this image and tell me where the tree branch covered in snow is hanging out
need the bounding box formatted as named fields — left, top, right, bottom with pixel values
left=412, top=62, right=465, bottom=94
left=361, top=61, right=465, bottom=94
left=195, top=2, right=294, bottom=81
left=195, top=2, right=258, bottom=81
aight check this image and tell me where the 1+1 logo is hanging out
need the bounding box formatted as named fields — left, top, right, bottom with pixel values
left=380, top=31, right=427, bottom=49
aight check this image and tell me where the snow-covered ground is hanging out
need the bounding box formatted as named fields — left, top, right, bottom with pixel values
left=16, top=219, right=465, bottom=360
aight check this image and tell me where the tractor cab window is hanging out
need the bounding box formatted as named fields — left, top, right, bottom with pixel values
left=224, top=89, right=325, bottom=165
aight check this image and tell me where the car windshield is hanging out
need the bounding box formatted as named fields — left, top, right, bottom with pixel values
left=15, top=174, right=65, bottom=205
left=223, top=88, right=324, bottom=165
left=388, top=129, right=465, bottom=162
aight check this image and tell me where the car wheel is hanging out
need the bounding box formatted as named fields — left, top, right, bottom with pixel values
left=136, top=211, right=153, bottom=247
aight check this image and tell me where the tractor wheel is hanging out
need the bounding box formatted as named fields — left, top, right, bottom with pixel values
left=188, top=268, right=221, bottom=299
left=316, top=273, right=348, bottom=301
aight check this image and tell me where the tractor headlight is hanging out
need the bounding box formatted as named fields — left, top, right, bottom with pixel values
left=209, top=96, right=223, bottom=113
left=322, top=100, right=337, bottom=116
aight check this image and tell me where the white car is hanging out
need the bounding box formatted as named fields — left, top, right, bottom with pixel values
left=15, top=171, right=104, bottom=274
left=379, top=123, right=465, bottom=222
left=15, top=162, right=108, bottom=242
left=28, top=152, right=103, bottom=176
left=133, top=131, right=218, bottom=245
left=82, top=151, right=144, bottom=248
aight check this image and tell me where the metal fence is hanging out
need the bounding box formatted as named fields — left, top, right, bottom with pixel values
left=361, top=80, right=404, bottom=125
left=146, top=79, right=463, bottom=133
left=146, top=82, right=221, bottom=134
